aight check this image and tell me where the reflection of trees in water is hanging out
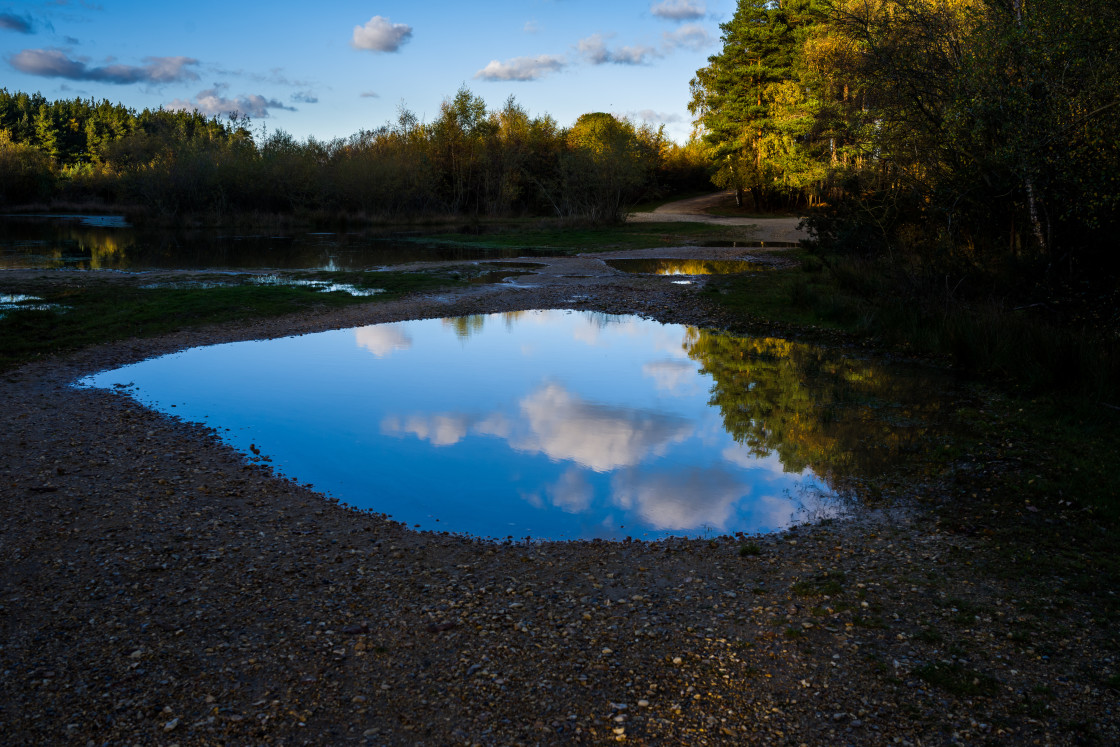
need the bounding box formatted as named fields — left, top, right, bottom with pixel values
left=443, top=310, right=627, bottom=340
left=683, top=328, right=946, bottom=488
left=607, top=259, right=765, bottom=276
left=444, top=311, right=533, bottom=339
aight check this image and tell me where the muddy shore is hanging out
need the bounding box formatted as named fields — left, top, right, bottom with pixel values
left=1, top=252, right=1116, bottom=745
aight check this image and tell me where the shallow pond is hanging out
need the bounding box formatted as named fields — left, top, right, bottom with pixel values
left=605, top=258, right=768, bottom=276
left=78, top=311, right=950, bottom=541
left=0, top=215, right=545, bottom=271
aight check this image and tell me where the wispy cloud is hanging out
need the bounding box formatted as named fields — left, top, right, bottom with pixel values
left=578, top=34, right=661, bottom=66
left=523, top=20, right=540, bottom=34
left=9, top=49, right=199, bottom=84
left=662, top=23, right=712, bottom=51
left=352, top=16, right=413, bottom=53
left=630, top=109, right=684, bottom=124
left=291, top=91, right=318, bottom=104
left=359, top=90, right=379, bottom=98
left=0, top=12, right=34, bottom=33
left=650, top=0, right=707, bottom=22
left=167, top=85, right=296, bottom=118
left=474, top=54, right=566, bottom=82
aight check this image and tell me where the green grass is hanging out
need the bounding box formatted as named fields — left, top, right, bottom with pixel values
left=0, top=271, right=461, bottom=371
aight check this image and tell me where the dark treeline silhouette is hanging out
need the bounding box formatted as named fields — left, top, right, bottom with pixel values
left=0, top=87, right=710, bottom=222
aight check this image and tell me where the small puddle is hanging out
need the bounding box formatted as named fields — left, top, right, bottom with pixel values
left=605, top=258, right=769, bottom=276
left=0, top=293, right=63, bottom=316
left=700, top=241, right=799, bottom=248
left=78, top=311, right=953, bottom=541
left=249, top=275, right=386, bottom=297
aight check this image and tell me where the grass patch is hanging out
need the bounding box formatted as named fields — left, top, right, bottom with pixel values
left=913, top=662, right=1000, bottom=697
left=738, top=543, right=762, bottom=557
left=0, top=271, right=461, bottom=371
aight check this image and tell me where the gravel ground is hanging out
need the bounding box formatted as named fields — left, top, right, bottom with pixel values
left=1, top=252, right=1117, bottom=745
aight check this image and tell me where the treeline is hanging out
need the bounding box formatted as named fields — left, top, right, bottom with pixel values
left=691, top=0, right=1120, bottom=278
left=0, top=87, right=709, bottom=222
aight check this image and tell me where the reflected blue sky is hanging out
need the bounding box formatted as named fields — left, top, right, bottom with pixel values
left=79, top=311, right=841, bottom=540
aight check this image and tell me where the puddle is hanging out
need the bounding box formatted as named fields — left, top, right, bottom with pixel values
left=700, top=241, right=799, bottom=248
left=2, top=214, right=132, bottom=228
left=249, top=275, right=386, bottom=296
left=0, top=215, right=550, bottom=271
left=0, top=293, right=63, bottom=316
left=605, top=258, right=769, bottom=276
left=78, top=311, right=953, bottom=541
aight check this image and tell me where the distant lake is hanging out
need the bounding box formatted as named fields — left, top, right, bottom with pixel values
left=0, top=214, right=545, bottom=271
left=79, top=311, right=952, bottom=541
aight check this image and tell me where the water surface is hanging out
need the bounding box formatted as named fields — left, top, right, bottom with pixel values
left=79, top=311, right=949, bottom=540
left=606, top=258, right=768, bottom=276
left=0, top=215, right=544, bottom=271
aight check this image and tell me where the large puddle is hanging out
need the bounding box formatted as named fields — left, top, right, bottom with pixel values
left=78, top=311, right=949, bottom=541
left=0, top=215, right=545, bottom=271
left=605, top=258, right=768, bottom=276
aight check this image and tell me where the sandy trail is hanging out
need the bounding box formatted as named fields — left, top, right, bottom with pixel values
left=628, top=191, right=809, bottom=243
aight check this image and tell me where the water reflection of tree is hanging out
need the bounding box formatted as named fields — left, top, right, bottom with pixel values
left=608, top=259, right=765, bottom=276
left=683, top=328, right=946, bottom=488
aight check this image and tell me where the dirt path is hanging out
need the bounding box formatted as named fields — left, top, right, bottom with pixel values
left=628, top=191, right=810, bottom=243
left=1, top=260, right=1116, bottom=745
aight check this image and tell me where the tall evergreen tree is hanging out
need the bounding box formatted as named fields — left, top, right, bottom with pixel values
left=690, top=0, right=823, bottom=209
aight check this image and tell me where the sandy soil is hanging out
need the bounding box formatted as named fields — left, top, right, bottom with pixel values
left=1, top=252, right=1116, bottom=745
left=627, top=192, right=809, bottom=244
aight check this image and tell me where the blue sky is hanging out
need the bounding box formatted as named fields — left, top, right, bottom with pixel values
left=1, top=0, right=735, bottom=142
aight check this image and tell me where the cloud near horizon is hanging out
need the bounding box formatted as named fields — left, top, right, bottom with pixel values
left=352, top=16, right=413, bottom=53
left=9, top=49, right=200, bottom=84
left=474, top=54, right=566, bottom=81
left=650, top=0, right=707, bottom=22
left=166, top=86, right=296, bottom=118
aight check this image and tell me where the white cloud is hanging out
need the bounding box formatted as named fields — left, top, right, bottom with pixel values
left=352, top=16, right=413, bottom=53
left=578, top=34, right=661, bottom=66
left=11, top=49, right=199, bottom=84
left=523, top=20, right=540, bottom=34
left=548, top=468, right=594, bottom=513
left=474, top=54, right=566, bottom=81
left=354, top=324, right=412, bottom=357
left=611, top=467, right=744, bottom=531
left=651, top=0, right=707, bottom=22
left=642, top=360, right=699, bottom=394
left=631, top=109, right=684, bottom=124
left=382, top=414, right=470, bottom=446
left=514, top=383, right=692, bottom=472
left=663, top=23, right=713, bottom=51
left=166, top=86, right=295, bottom=118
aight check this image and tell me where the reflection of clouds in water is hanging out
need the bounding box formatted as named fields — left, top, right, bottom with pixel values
left=721, top=444, right=801, bottom=477
left=381, top=414, right=469, bottom=446
left=355, top=324, right=412, bottom=358
left=643, top=359, right=700, bottom=395
left=516, top=383, right=693, bottom=472
left=547, top=468, right=593, bottom=513
left=474, top=412, right=513, bottom=439
left=611, top=467, right=746, bottom=531
left=380, top=383, right=694, bottom=471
